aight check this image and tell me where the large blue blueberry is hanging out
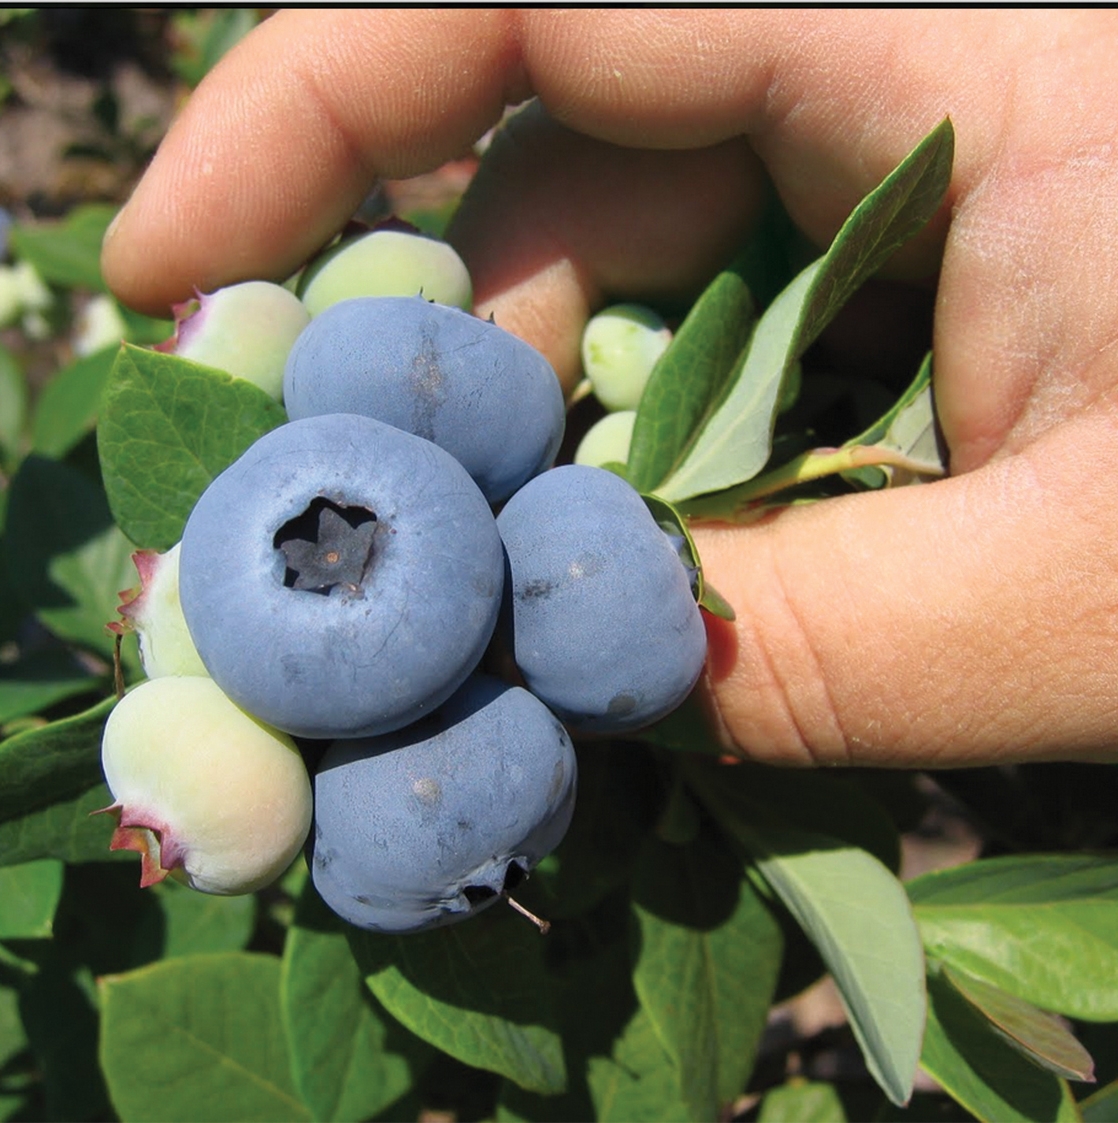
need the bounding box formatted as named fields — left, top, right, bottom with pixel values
left=309, top=674, right=577, bottom=934
left=178, top=413, right=504, bottom=739
left=496, top=465, right=707, bottom=734
left=283, top=296, right=565, bottom=503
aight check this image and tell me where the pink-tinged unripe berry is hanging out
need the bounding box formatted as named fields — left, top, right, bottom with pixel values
left=580, top=303, right=672, bottom=412
left=159, top=281, right=311, bottom=400
left=298, top=227, right=472, bottom=316
left=96, top=676, right=312, bottom=895
left=110, top=544, right=207, bottom=679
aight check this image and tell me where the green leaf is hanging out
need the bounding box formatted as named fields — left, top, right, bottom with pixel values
left=909, top=853, right=1118, bottom=1020
left=118, top=304, right=175, bottom=346
left=629, top=830, right=783, bottom=1117
left=0, top=976, right=34, bottom=1122
left=0, top=341, right=27, bottom=468
left=0, top=695, right=125, bottom=866
left=921, top=968, right=1082, bottom=1123
left=682, top=755, right=902, bottom=873
left=942, top=964, right=1095, bottom=1083
left=0, top=694, right=113, bottom=829
left=155, top=879, right=256, bottom=959
left=31, top=346, right=116, bottom=458
left=499, top=1006, right=692, bottom=1123
left=0, top=780, right=124, bottom=866
left=1081, top=1079, right=1118, bottom=1122
left=0, top=858, right=64, bottom=939
left=654, top=260, right=818, bottom=502
left=282, top=884, right=427, bottom=1122
left=691, top=762, right=923, bottom=1107
left=654, top=117, right=954, bottom=505
left=755, top=837, right=925, bottom=1107
left=97, top=344, right=287, bottom=550
left=21, top=958, right=113, bottom=1121
left=584, top=1006, right=691, bottom=1122
left=9, top=203, right=117, bottom=291
left=0, top=646, right=102, bottom=724
left=640, top=492, right=735, bottom=619
left=757, top=1079, right=848, bottom=1122
left=497, top=897, right=685, bottom=1123
left=625, top=265, right=757, bottom=493
left=684, top=351, right=944, bottom=519
left=99, top=952, right=313, bottom=1123
left=351, top=906, right=566, bottom=1095
left=3, top=453, right=137, bottom=660
left=842, top=351, right=942, bottom=474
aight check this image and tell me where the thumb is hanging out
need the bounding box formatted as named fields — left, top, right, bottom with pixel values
left=693, top=415, right=1118, bottom=767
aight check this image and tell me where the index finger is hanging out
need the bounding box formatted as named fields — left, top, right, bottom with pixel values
left=102, top=8, right=525, bottom=313
left=101, top=8, right=971, bottom=315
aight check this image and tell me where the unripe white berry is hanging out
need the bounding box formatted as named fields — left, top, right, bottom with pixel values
left=111, top=544, right=207, bottom=679
left=580, top=303, right=672, bottom=412
left=98, top=676, right=312, bottom=895
left=573, top=410, right=637, bottom=469
left=299, top=227, right=472, bottom=316
left=163, top=280, right=311, bottom=400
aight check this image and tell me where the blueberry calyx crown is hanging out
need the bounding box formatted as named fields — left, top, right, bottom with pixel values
left=274, top=496, right=378, bottom=595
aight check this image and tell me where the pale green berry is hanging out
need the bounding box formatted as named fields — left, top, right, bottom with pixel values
left=298, top=227, right=472, bottom=316
left=573, top=410, right=637, bottom=469
left=97, top=676, right=312, bottom=895
left=110, top=543, right=208, bottom=679
left=580, top=303, right=672, bottom=412
left=165, top=280, right=311, bottom=400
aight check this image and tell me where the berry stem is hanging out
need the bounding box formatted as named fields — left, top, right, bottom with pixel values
left=503, top=892, right=551, bottom=935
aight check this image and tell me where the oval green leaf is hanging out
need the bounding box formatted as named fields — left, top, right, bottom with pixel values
left=0, top=781, right=126, bottom=867
left=625, top=265, right=757, bottom=494
left=909, top=853, right=1118, bottom=1020
left=0, top=693, right=112, bottom=829
left=3, top=454, right=138, bottom=661
left=630, top=830, right=783, bottom=1118
left=350, top=906, right=566, bottom=1095
left=99, top=952, right=312, bottom=1123
left=692, top=762, right=924, bottom=1107
left=0, top=858, right=64, bottom=939
left=97, top=344, right=287, bottom=550
left=758, top=1079, right=847, bottom=1123
left=921, top=968, right=1081, bottom=1123
left=942, top=964, right=1095, bottom=1083
left=282, top=886, right=426, bottom=1122
left=655, top=117, right=954, bottom=504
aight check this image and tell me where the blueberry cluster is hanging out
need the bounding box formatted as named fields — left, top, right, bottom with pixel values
left=105, top=227, right=708, bottom=935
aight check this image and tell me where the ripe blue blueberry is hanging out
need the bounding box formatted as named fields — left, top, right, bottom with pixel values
left=496, top=464, right=707, bottom=734
left=283, top=296, right=565, bottom=503
left=178, top=413, right=504, bottom=739
left=309, top=673, right=577, bottom=934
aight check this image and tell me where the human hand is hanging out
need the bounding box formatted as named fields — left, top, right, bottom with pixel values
left=101, top=9, right=1118, bottom=768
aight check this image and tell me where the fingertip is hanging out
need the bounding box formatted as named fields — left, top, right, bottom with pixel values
left=101, top=8, right=523, bottom=315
